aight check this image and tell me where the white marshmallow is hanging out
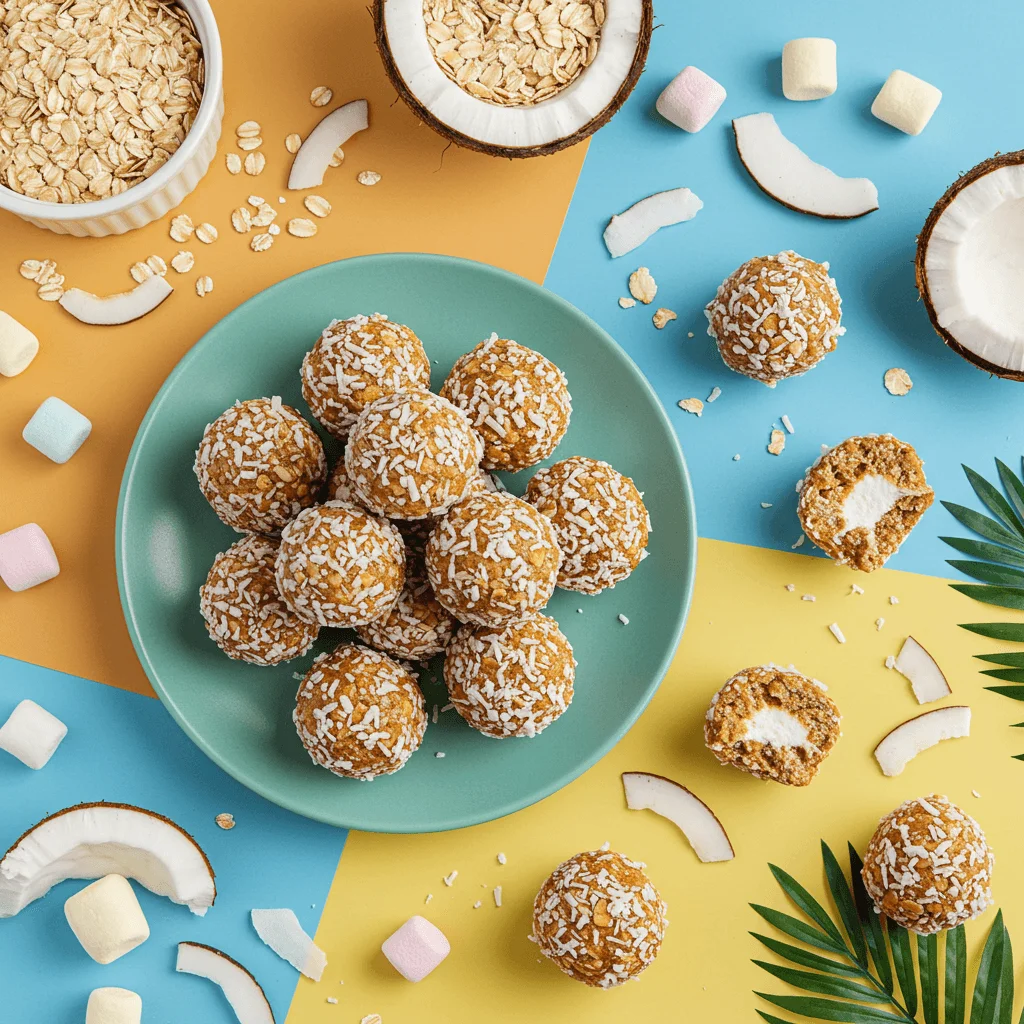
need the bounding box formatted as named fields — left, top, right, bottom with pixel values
left=782, top=38, right=837, bottom=101
left=64, top=875, right=150, bottom=964
left=655, top=66, right=726, bottom=133
left=381, top=915, right=450, bottom=982
left=0, top=699, right=67, bottom=769
left=86, top=988, right=142, bottom=1024
left=871, top=70, right=942, bottom=135
left=0, top=310, right=39, bottom=377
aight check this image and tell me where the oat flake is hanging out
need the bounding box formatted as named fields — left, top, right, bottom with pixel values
left=196, top=222, right=218, bottom=244
left=196, top=275, right=213, bottom=297
left=628, top=266, right=657, bottom=304
left=357, top=170, right=381, bottom=186
left=311, top=86, right=333, bottom=107
left=169, top=214, right=194, bottom=242
left=215, top=812, right=235, bottom=830
left=288, top=218, right=317, bottom=238
left=244, top=151, right=266, bottom=176
left=653, top=307, right=677, bottom=329
left=285, top=133, right=302, bottom=154
left=304, top=195, right=332, bottom=218
left=884, top=367, right=913, bottom=396
left=678, top=398, right=703, bottom=417
left=171, top=250, right=195, bottom=273
left=226, top=153, right=242, bottom=174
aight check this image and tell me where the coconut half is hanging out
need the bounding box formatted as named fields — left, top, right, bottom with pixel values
left=733, top=113, right=878, bottom=219
left=176, top=942, right=275, bottom=1024
left=0, top=802, right=215, bottom=918
left=893, top=636, right=952, bottom=704
left=873, top=706, right=970, bottom=777
left=916, top=151, right=1024, bottom=378
left=251, top=909, right=326, bottom=981
left=59, top=275, right=172, bottom=325
left=374, top=0, right=652, bottom=158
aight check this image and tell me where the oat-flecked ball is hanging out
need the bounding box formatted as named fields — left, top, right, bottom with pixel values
left=444, top=615, right=576, bottom=738
left=345, top=390, right=483, bottom=520
left=301, top=313, right=431, bottom=440
left=426, top=492, right=561, bottom=627
left=531, top=847, right=668, bottom=988
left=293, top=643, right=427, bottom=780
left=275, top=501, right=405, bottom=627
left=199, top=536, right=319, bottom=665
left=705, top=251, right=844, bottom=386
left=797, top=434, right=935, bottom=573
left=355, top=574, right=456, bottom=661
left=862, top=795, right=994, bottom=935
left=194, top=397, right=326, bottom=534
left=440, top=334, right=572, bottom=472
left=704, top=664, right=842, bottom=786
left=525, top=456, right=650, bottom=595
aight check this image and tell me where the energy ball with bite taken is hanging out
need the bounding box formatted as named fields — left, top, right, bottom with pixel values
left=356, top=573, right=456, bottom=661
left=293, top=643, right=427, bottom=780
left=199, top=536, right=319, bottom=665
left=704, top=664, right=841, bottom=786
left=705, top=251, right=844, bottom=386
left=444, top=614, right=576, bottom=738
left=532, top=847, right=667, bottom=988
left=426, top=492, right=561, bottom=627
left=525, top=456, right=650, bottom=595
left=275, top=501, right=405, bottom=627
left=440, top=334, right=571, bottom=472
left=862, top=795, right=994, bottom=935
left=194, top=397, right=326, bottom=534
left=345, top=390, right=483, bottom=520
left=797, top=434, right=934, bottom=572
left=301, top=313, right=430, bottom=440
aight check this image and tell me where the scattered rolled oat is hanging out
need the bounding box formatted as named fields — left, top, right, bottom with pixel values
left=251, top=233, right=274, bottom=252
left=252, top=203, right=277, bottom=227
left=326, top=997, right=338, bottom=1005
left=195, top=222, right=218, bottom=244
left=329, top=146, right=345, bottom=168
left=244, top=151, right=266, bottom=175
left=171, top=251, right=194, bottom=273
left=285, top=133, right=302, bottom=154
left=884, top=367, right=913, bottom=396
left=434, top=751, right=445, bottom=758
left=828, top=622, right=846, bottom=644
left=147, top=255, right=168, bottom=277
left=237, top=136, right=263, bottom=152
left=268, top=223, right=281, bottom=236
left=169, top=214, right=194, bottom=242
left=876, top=617, right=885, bottom=630
left=311, top=85, right=333, bottom=107
left=248, top=194, right=265, bottom=207
left=236, top=120, right=261, bottom=138
left=781, top=414, right=795, bottom=434
left=678, top=398, right=703, bottom=417
left=304, top=195, right=332, bottom=218
left=34, top=259, right=60, bottom=285
left=287, top=217, right=318, bottom=238
left=618, top=296, right=636, bottom=309
left=130, top=261, right=153, bottom=284
left=767, top=429, right=786, bottom=455
left=196, top=275, right=213, bottom=297
left=357, top=170, right=381, bottom=186
left=628, top=266, right=657, bottom=304
left=215, top=812, right=235, bottom=830
left=19, top=260, right=43, bottom=280
left=226, top=153, right=242, bottom=174
left=707, top=386, right=722, bottom=403
left=37, top=280, right=64, bottom=301
left=231, top=207, right=252, bottom=233
left=653, top=307, right=677, bottom=329
left=733, top=454, right=741, bottom=461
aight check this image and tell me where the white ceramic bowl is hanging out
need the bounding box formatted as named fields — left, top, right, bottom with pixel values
left=0, top=0, right=224, bottom=237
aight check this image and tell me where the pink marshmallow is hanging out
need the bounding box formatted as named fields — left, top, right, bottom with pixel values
left=381, top=915, right=450, bottom=982
left=656, top=66, right=727, bottom=133
left=0, top=523, right=60, bottom=592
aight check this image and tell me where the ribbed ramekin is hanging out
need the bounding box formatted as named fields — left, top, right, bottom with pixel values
left=0, top=0, right=223, bottom=237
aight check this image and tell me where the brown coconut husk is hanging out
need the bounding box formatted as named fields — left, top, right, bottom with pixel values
left=915, top=150, right=1024, bottom=380
left=372, top=0, right=653, bottom=159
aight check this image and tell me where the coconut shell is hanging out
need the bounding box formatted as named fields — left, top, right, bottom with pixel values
left=373, top=0, right=653, bottom=159
left=915, top=150, right=1024, bottom=380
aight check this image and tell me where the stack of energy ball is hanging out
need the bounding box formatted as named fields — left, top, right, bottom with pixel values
left=194, top=313, right=651, bottom=782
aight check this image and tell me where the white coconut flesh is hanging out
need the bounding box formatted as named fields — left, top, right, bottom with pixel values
left=894, top=636, right=952, bottom=704
left=733, top=112, right=878, bottom=218
left=0, top=803, right=215, bottom=918
left=177, top=942, right=275, bottom=1024
left=835, top=474, right=916, bottom=540
left=251, top=908, right=327, bottom=981
left=603, top=188, right=703, bottom=258
left=922, top=163, right=1024, bottom=372
left=381, top=0, right=646, bottom=150
left=59, top=274, right=172, bottom=326
left=742, top=706, right=815, bottom=751
left=873, top=706, right=970, bottom=777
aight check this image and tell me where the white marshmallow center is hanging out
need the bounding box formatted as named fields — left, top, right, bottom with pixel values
left=743, top=707, right=812, bottom=750
left=837, top=474, right=909, bottom=538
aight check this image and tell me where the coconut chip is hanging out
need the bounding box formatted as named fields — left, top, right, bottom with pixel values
left=884, top=367, right=913, bottom=396
left=603, top=188, right=703, bottom=258
left=828, top=622, right=846, bottom=644
left=678, top=398, right=703, bottom=416
left=781, top=414, right=794, bottom=433
left=628, top=266, right=657, bottom=304
left=653, top=307, right=677, bottom=329
left=288, top=100, right=369, bottom=190
left=618, top=296, right=635, bottom=308
left=176, top=943, right=274, bottom=1024
left=251, top=908, right=327, bottom=981
left=707, top=386, right=721, bottom=402
left=59, top=276, right=173, bottom=326
left=767, top=429, right=786, bottom=455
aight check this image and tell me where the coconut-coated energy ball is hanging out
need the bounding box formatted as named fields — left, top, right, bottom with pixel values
left=440, top=334, right=572, bottom=472
left=323, top=453, right=363, bottom=506
left=532, top=847, right=668, bottom=988
left=301, top=313, right=431, bottom=440
left=525, top=456, right=651, bottom=595
left=275, top=501, right=405, bottom=627
left=344, top=390, right=484, bottom=520
left=425, top=492, right=561, bottom=627
left=293, top=643, right=427, bottom=780
left=862, top=795, right=994, bottom=935
left=194, top=397, right=326, bottom=534
left=199, top=536, right=319, bottom=665
left=355, top=573, right=457, bottom=661
left=444, top=615, right=576, bottom=738
left=705, top=251, right=844, bottom=386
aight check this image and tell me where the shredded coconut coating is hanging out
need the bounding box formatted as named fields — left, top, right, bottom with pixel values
left=199, top=535, right=319, bottom=665
left=531, top=848, right=667, bottom=989
left=705, top=251, right=844, bottom=386
left=194, top=397, right=326, bottom=534
left=862, top=795, right=994, bottom=935
left=301, top=313, right=430, bottom=440
left=275, top=501, right=405, bottom=627
left=356, top=573, right=456, bottom=661
left=293, top=643, right=427, bottom=780
left=324, top=454, right=363, bottom=506
left=425, top=492, right=561, bottom=627
left=344, top=390, right=483, bottom=520
left=444, top=614, right=576, bottom=738
left=797, top=434, right=934, bottom=573
left=525, top=456, right=650, bottom=595
left=704, top=664, right=841, bottom=786
left=440, top=334, right=572, bottom=472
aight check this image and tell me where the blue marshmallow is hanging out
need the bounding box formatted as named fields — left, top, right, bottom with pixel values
left=23, top=396, right=92, bottom=464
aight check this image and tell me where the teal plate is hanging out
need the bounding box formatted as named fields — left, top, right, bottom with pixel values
left=116, top=254, right=697, bottom=833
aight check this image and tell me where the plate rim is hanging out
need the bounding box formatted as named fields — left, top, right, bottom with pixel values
left=114, top=252, right=698, bottom=833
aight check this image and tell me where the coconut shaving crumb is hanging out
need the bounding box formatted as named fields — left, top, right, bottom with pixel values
left=972, top=789, right=982, bottom=798
left=733, top=454, right=741, bottom=461
left=829, top=622, right=846, bottom=644
left=441, top=703, right=454, bottom=713
left=761, top=502, right=773, bottom=509
left=425, top=893, right=433, bottom=904
left=431, top=704, right=439, bottom=724
left=618, top=614, right=630, bottom=625
left=687, top=331, right=695, bottom=338
left=707, top=386, right=722, bottom=403
left=493, top=886, right=503, bottom=907
left=473, top=901, right=482, bottom=909
left=678, top=398, right=703, bottom=416
left=884, top=367, right=913, bottom=396
left=785, top=584, right=795, bottom=591
left=361, top=1015, right=382, bottom=1024
left=768, top=429, right=786, bottom=455
left=781, top=414, right=795, bottom=434
left=215, top=813, right=235, bottom=830
left=653, top=307, right=677, bottom=329
left=444, top=870, right=458, bottom=887
left=876, top=617, right=885, bottom=630
left=802, top=594, right=815, bottom=602
left=890, top=596, right=899, bottom=605
left=435, top=752, right=446, bottom=758
left=497, top=852, right=507, bottom=865
left=618, top=297, right=636, bottom=308
left=792, top=535, right=805, bottom=549
left=326, top=997, right=338, bottom=1004
left=885, top=654, right=896, bottom=669
left=851, top=584, right=864, bottom=594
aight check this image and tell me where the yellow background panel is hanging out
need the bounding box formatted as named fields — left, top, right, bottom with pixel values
left=289, top=538, right=1024, bottom=1022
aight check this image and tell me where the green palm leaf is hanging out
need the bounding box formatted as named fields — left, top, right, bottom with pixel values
left=974, top=652, right=1024, bottom=667
left=770, top=864, right=849, bottom=948
left=751, top=933, right=862, bottom=977
left=948, top=560, right=1024, bottom=586
left=822, top=842, right=867, bottom=967
left=887, top=918, right=917, bottom=1019
left=917, top=934, right=939, bottom=1024
left=996, top=923, right=1014, bottom=1024
left=949, top=584, right=1024, bottom=611
left=757, top=1012, right=799, bottom=1024
left=753, top=962, right=888, bottom=1002
left=985, top=685, right=1024, bottom=701
left=751, top=904, right=849, bottom=956
left=942, top=501, right=1024, bottom=552
left=981, top=668, right=1024, bottom=682
left=946, top=926, right=967, bottom=1024
left=961, top=622, right=1024, bottom=642
left=849, top=844, right=893, bottom=995
left=971, top=911, right=1005, bottom=1024
left=995, top=459, right=1024, bottom=526
left=940, top=536, right=1024, bottom=568
left=963, top=465, right=1024, bottom=537
left=755, top=994, right=909, bottom=1023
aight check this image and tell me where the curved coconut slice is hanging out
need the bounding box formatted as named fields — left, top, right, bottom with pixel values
left=374, top=0, right=652, bottom=158
left=603, top=188, right=703, bottom=258
left=622, top=772, right=734, bottom=863
left=0, top=802, right=215, bottom=918
left=287, top=100, right=369, bottom=190
left=732, top=113, right=878, bottom=219
left=894, top=636, right=952, bottom=704
left=176, top=942, right=275, bottom=1024
left=916, top=151, right=1024, bottom=378
left=251, top=908, right=326, bottom=981
left=59, top=275, right=172, bottom=325
left=874, top=706, right=970, bottom=777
